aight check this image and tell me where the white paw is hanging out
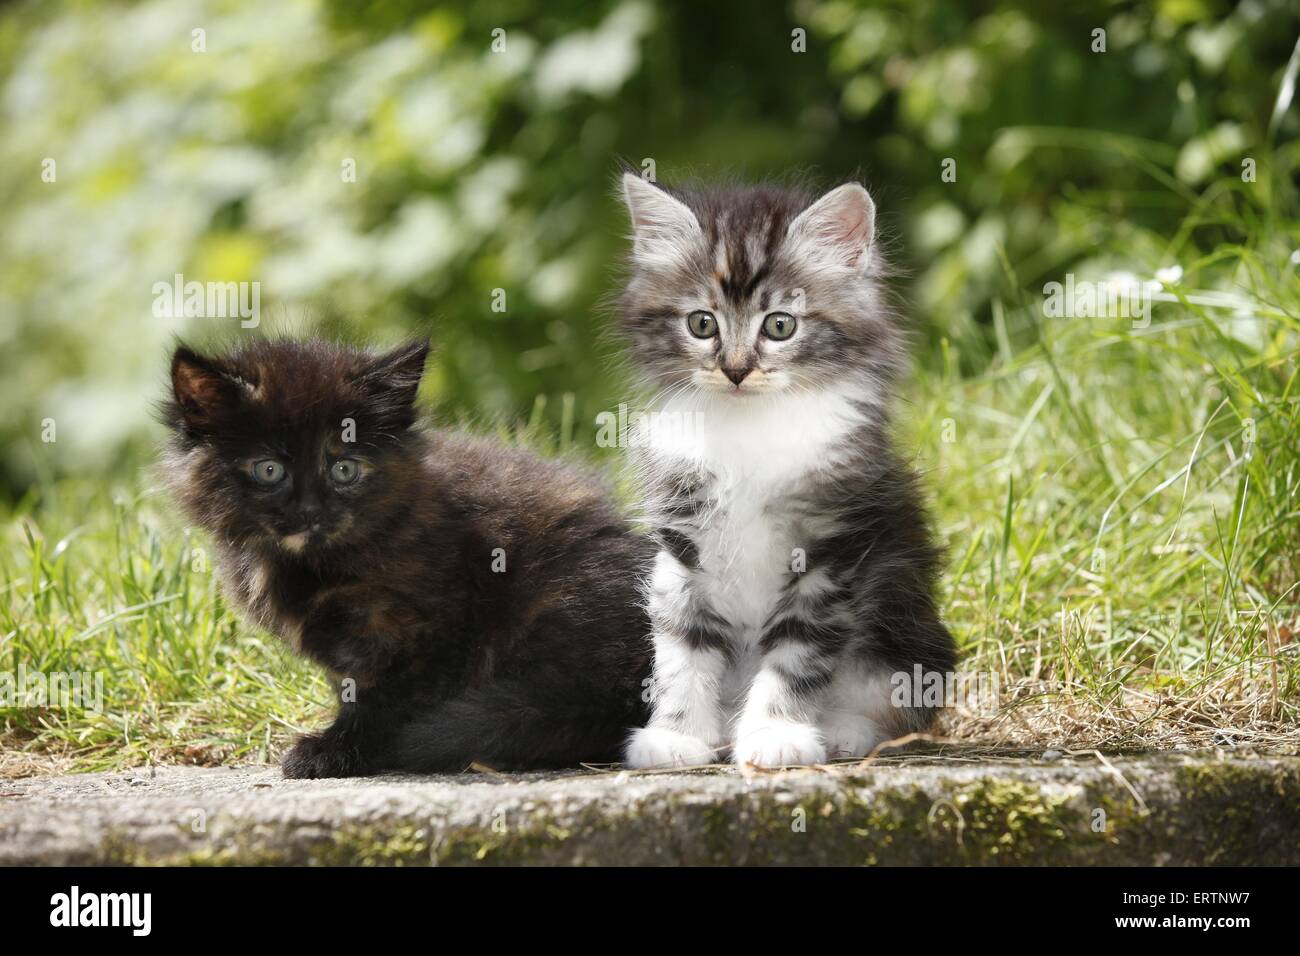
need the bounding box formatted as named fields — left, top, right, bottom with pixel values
left=625, top=727, right=720, bottom=769
left=732, top=720, right=827, bottom=769
left=819, top=713, right=885, bottom=759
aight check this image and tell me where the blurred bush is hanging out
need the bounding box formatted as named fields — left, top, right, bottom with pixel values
left=0, top=0, right=1296, bottom=494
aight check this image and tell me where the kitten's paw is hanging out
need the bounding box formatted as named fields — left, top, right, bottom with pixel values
left=819, top=713, right=886, bottom=760
left=281, top=733, right=368, bottom=779
left=625, top=727, right=720, bottom=769
left=732, top=720, right=827, bottom=769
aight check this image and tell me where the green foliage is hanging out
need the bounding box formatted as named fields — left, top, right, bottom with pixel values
left=3, top=0, right=1294, bottom=487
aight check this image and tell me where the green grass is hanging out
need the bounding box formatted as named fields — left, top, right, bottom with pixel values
left=1, top=481, right=327, bottom=772
left=3, top=173, right=1299, bottom=775
left=912, top=159, right=1299, bottom=750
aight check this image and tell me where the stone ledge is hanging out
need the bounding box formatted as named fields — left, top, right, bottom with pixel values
left=2, top=752, right=1297, bottom=865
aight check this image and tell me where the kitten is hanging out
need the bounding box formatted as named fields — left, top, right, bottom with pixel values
left=617, top=174, right=956, bottom=768
left=161, top=338, right=652, bottom=777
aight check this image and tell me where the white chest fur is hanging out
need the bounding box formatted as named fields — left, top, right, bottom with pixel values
left=222, top=554, right=303, bottom=651
left=644, top=385, right=867, bottom=636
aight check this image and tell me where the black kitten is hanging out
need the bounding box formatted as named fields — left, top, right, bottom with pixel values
left=162, top=338, right=652, bottom=777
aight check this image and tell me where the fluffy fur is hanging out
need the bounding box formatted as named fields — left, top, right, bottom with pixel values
left=161, top=338, right=652, bottom=777
left=617, top=174, right=956, bottom=768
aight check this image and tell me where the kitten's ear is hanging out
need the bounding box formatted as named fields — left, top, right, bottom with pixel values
left=621, top=172, right=701, bottom=265
left=171, top=346, right=245, bottom=429
left=786, top=183, right=876, bottom=273
left=357, top=340, right=429, bottom=428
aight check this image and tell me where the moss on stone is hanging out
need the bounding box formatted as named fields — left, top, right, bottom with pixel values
left=1170, top=758, right=1300, bottom=864
left=83, top=757, right=1300, bottom=866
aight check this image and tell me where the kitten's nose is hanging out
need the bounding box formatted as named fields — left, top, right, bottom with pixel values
left=722, top=365, right=752, bottom=386
left=295, top=496, right=322, bottom=528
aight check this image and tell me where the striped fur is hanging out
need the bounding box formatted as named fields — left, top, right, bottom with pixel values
left=618, top=175, right=956, bottom=768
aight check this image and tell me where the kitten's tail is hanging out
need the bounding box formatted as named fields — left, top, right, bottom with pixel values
left=386, top=680, right=643, bottom=773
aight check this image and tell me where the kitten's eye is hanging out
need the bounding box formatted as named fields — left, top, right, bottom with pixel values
left=251, top=459, right=286, bottom=485
left=330, top=459, right=360, bottom=485
left=686, top=310, right=717, bottom=338
left=762, top=312, right=797, bottom=341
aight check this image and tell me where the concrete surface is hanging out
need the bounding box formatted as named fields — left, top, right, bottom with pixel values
left=2, top=751, right=1297, bottom=865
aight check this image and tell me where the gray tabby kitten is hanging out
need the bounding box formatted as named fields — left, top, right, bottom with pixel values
left=618, top=174, right=956, bottom=768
